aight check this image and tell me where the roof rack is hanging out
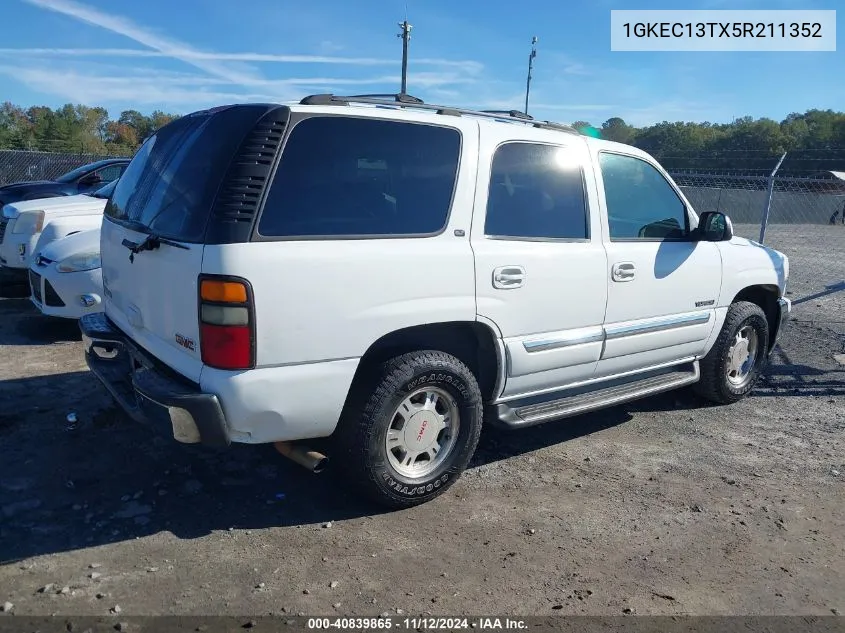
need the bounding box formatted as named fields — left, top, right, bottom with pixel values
left=480, top=109, right=534, bottom=121
left=297, top=93, right=581, bottom=135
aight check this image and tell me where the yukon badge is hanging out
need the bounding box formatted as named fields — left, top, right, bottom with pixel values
left=175, top=333, right=196, bottom=351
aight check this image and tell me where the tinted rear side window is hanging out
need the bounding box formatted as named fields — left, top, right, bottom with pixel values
left=105, top=107, right=262, bottom=243
left=485, top=142, right=588, bottom=240
left=257, top=116, right=461, bottom=238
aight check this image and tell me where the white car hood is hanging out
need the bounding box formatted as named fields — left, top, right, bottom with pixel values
left=39, top=227, right=101, bottom=263
left=3, top=193, right=106, bottom=219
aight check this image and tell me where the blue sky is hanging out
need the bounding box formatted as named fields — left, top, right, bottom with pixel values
left=0, top=0, right=841, bottom=127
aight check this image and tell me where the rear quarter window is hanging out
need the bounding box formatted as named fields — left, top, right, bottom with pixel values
left=255, top=116, right=461, bottom=239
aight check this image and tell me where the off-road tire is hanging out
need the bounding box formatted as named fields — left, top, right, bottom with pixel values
left=694, top=301, right=769, bottom=405
left=335, top=350, right=483, bottom=509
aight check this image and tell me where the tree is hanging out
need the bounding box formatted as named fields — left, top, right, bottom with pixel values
left=0, top=102, right=842, bottom=175
left=601, top=117, right=636, bottom=144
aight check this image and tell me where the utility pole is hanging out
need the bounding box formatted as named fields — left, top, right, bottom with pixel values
left=397, top=20, right=412, bottom=95
left=524, top=36, right=538, bottom=116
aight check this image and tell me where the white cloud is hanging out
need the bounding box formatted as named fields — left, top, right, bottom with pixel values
left=0, top=47, right=484, bottom=74
left=0, top=60, right=475, bottom=112
left=22, top=0, right=270, bottom=86
left=0, top=65, right=284, bottom=107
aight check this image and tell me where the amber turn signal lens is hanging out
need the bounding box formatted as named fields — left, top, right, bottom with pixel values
left=200, top=280, right=248, bottom=303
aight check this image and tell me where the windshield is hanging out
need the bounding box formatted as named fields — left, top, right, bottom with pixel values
left=55, top=163, right=96, bottom=183
left=88, top=179, right=118, bottom=199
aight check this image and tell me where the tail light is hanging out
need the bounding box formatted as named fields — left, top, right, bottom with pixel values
left=198, top=275, right=255, bottom=370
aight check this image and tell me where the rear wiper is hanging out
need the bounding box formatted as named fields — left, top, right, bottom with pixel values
left=121, top=233, right=189, bottom=263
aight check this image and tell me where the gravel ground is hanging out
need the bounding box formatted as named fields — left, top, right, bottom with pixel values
left=0, top=246, right=843, bottom=618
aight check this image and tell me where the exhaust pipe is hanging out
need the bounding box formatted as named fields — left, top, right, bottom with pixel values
left=274, top=441, right=329, bottom=473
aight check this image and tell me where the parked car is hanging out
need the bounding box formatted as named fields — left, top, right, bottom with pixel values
left=29, top=227, right=102, bottom=319
left=0, top=158, right=128, bottom=210
left=0, top=179, right=115, bottom=283
left=79, top=96, right=791, bottom=509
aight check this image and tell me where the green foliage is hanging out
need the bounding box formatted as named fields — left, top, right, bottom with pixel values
left=570, top=110, right=845, bottom=173
left=1, top=102, right=843, bottom=173
left=0, top=103, right=180, bottom=156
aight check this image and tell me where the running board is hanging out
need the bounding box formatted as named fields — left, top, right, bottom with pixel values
left=495, top=362, right=700, bottom=428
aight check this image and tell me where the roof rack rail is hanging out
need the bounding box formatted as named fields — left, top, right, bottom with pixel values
left=345, top=92, right=425, bottom=104
left=533, top=120, right=578, bottom=132
left=480, top=109, right=534, bottom=121
left=296, top=93, right=582, bottom=135
left=298, top=92, right=424, bottom=106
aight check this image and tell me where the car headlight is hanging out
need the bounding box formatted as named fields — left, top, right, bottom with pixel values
left=56, top=251, right=101, bottom=273
left=12, top=210, right=45, bottom=234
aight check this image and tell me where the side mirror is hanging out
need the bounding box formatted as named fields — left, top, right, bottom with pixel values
left=697, top=211, right=733, bottom=242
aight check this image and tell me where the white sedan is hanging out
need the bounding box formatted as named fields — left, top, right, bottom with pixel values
left=29, top=227, right=102, bottom=319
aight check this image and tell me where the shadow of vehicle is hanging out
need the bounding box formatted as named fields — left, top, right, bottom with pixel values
left=0, top=329, right=838, bottom=564
left=0, top=366, right=676, bottom=564
left=0, top=298, right=82, bottom=345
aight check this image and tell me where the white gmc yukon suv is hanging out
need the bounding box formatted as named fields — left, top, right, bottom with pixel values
left=80, top=95, right=790, bottom=509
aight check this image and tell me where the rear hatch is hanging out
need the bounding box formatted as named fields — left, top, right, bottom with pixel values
left=100, top=104, right=281, bottom=383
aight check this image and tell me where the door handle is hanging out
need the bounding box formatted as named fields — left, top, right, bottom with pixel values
left=493, top=266, right=525, bottom=289
left=611, top=262, right=636, bottom=282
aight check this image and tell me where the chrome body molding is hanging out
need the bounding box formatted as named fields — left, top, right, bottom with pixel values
left=603, top=311, right=711, bottom=340
left=522, top=326, right=604, bottom=353
left=521, top=310, right=712, bottom=353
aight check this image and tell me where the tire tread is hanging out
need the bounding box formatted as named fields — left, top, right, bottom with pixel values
left=335, top=350, right=483, bottom=509
left=694, top=300, right=769, bottom=404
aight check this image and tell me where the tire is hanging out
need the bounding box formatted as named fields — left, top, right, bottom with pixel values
left=335, top=350, right=483, bottom=509
left=694, top=301, right=769, bottom=405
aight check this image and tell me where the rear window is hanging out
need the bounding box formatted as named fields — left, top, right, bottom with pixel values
left=104, top=109, right=254, bottom=243
left=256, top=116, right=461, bottom=238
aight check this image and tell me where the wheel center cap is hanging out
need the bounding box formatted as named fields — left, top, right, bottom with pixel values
left=404, top=411, right=439, bottom=451
left=731, top=341, right=749, bottom=368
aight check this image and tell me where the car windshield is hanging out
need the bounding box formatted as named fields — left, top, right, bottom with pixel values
left=55, top=163, right=96, bottom=183
left=87, top=179, right=118, bottom=199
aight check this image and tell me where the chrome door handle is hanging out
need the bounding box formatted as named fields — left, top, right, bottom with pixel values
left=493, top=266, right=525, bottom=289
left=611, top=262, right=636, bottom=282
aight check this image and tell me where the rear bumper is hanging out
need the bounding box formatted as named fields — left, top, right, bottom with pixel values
left=79, top=312, right=230, bottom=448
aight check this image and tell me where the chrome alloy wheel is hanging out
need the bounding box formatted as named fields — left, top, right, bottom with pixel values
left=726, top=325, right=759, bottom=387
left=385, top=386, right=460, bottom=478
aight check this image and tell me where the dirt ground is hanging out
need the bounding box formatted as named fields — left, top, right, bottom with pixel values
left=1, top=262, right=843, bottom=617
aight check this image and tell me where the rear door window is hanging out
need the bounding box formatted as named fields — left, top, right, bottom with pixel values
left=256, top=116, right=461, bottom=238
left=484, top=142, right=588, bottom=240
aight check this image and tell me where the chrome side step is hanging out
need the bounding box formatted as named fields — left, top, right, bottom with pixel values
left=495, top=362, right=700, bottom=428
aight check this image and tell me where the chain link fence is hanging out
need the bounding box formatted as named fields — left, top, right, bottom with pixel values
left=671, top=163, right=845, bottom=322
left=0, top=149, right=127, bottom=186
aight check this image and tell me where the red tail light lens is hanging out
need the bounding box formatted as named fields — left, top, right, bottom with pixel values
left=200, top=323, right=252, bottom=369
left=198, top=276, right=254, bottom=370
